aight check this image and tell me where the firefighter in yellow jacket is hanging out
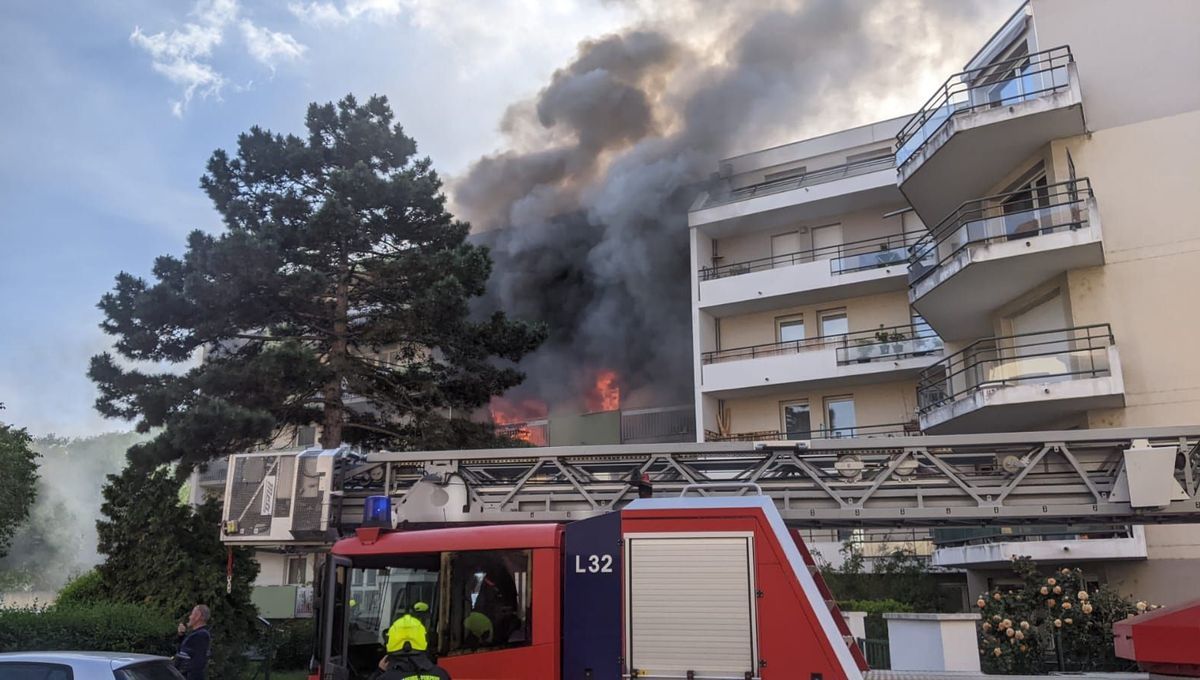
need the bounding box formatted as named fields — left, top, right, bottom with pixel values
left=377, top=602, right=451, bottom=680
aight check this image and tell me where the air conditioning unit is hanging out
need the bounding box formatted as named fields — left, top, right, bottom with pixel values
left=221, top=447, right=354, bottom=545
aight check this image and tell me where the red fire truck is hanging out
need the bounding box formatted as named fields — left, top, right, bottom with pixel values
left=314, top=495, right=865, bottom=680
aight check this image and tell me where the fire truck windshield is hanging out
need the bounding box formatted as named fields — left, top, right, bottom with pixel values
left=336, top=549, right=533, bottom=674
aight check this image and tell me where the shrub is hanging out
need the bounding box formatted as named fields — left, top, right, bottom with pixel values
left=55, top=570, right=108, bottom=607
left=0, top=601, right=175, bottom=655
left=974, top=558, right=1156, bottom=674
left=269, top=618, right=315, bottom=670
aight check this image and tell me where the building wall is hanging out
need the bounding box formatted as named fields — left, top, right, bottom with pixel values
left=1047, top=109, right=1200, bottom=428
left=719, top=379, right=919, bottom=434
left=716, top=290, right=911, bottom=350
left=1031, top=0, right=1200, bottom=133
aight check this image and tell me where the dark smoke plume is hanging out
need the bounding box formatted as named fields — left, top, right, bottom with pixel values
left=455, top=0, right=1015, bottom=412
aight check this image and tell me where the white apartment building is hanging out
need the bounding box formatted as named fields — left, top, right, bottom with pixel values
left=689, top=0, right=1200, bottom=605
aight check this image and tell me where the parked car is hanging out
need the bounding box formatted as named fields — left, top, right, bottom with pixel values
left=0, top=651, right=183, bottom=679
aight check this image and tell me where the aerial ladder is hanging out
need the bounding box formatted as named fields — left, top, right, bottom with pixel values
left=219, top=426, right=1200, bottom=680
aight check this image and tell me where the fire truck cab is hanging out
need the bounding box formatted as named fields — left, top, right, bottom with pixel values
left=313, top=496, right=865, bottom=680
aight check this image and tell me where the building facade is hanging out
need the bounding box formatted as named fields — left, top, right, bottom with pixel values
left=689, top=0, right=1200, bottom=605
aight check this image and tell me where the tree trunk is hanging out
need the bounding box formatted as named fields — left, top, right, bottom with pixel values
left=321, top=273, right=350, bottom=448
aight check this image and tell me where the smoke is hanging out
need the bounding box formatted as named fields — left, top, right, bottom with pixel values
left=0, top=432, right=145, bottom=592
left=455, top=0, right=1015, bottom=411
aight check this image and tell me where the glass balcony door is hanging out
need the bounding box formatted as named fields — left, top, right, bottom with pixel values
left=781, top=402, right=812, bottom=440
left=824, top=397, right=856, bottom=438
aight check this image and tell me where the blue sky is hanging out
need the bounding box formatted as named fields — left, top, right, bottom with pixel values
left=0, top=0, right=634, bottom=436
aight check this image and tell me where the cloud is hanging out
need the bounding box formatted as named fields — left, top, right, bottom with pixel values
left=289, top=0, right=404, bottom=25
left=131, top=0, right=305, bottom=115
left=240, top=20, right=307, bottom=69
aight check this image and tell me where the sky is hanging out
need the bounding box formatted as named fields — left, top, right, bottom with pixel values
left=0, top=0, right=1016, bottom=438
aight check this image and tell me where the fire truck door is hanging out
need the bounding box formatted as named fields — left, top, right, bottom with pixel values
left=320, top=555, right=353, bottom=680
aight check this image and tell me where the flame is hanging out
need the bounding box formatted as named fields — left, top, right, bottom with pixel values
left=490, top=396, right=548, bottom=446
left=585, top=369, right=621, bottom=412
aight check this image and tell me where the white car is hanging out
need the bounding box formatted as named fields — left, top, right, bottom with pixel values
left=0, top=651, right=185, bottom=680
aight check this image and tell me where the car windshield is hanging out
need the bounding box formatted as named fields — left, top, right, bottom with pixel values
left=114, top=660, right=185, bottom=680
left=347, top=554, right=442, bottom=659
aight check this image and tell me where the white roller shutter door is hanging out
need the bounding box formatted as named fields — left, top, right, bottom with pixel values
left=626, top=535, right=756, bottom=678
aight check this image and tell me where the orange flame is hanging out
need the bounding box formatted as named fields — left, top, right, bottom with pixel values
left=586, top=369, right=621, bottom=412
left=490, top=396, right=548, bottom=446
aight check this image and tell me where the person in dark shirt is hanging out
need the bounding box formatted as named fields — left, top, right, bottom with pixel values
left=174, top=604, right=212, bottom=680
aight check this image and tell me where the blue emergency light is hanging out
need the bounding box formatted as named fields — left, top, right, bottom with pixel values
left=362, top=495, right=392, bottom=528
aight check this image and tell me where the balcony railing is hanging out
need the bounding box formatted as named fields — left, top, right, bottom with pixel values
left=896, top=45, right=1075, bottom=169
left=706, top=421, right=920, bottom=442
left=701, top=232, right=917, bottom=282
left=701, top=155, right=894, bottom=209
left=917, top=324, right=1115, bottom=413
left=908, top=178, right=1093, bottom=287
left=933, top=524, right=1134, bottom=548
left=703, top=323, right=942, bottom=365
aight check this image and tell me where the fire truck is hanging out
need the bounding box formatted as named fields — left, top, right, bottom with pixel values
left=220, top=426, right=1200, bottom=679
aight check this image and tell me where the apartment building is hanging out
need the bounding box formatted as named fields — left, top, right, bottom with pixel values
left=690, top=0, right=1200, bottom=605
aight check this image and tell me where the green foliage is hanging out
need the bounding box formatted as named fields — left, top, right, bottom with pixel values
left=95, top=465, right=261, bottom=677
left=974, top=558, right=1150, bottom=674
left=0, top=407, right=39, bottom=559
left=89, top=94, right=545, bottom=470
left=268, top=619, right=316, bottom=669
left=55, top=570, right=108, bottom=607
left=821, top=541, right=949, bottom=612
left=0, top=602, right=175, bottom=655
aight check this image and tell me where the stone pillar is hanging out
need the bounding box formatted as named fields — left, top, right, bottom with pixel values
left=884, top=612, right=981, bottom=672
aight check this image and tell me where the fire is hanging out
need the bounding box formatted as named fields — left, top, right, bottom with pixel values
left=490, top=396, right=548, bottom=446
left=585, top=369, right=621, bottom=413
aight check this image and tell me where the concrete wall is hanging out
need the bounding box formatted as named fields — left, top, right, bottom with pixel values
left=718, top=379, right=919, bottom=435
left=716, top=290, right=911, bottom=350
left=1032, top=0, right=1200, bottom=133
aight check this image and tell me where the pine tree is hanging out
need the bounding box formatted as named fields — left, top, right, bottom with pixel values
left=90, top=94, right=545, bottom=470
left=0, top=404, right=39, bottom=560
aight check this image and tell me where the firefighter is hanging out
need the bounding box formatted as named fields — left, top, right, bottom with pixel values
left=376, top=602, right=451, bottom=679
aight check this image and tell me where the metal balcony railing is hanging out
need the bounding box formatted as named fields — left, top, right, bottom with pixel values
left=932, top=524, right=1135, bottom=548
left=896, top=45, right=1075, bottom=169
left=701, top=155, right=894, bottom=210
left=703, top=323, right=942, bottom=366
left=908, top=178, right=1094, bottom=287
left=700, top=232, right=917, bottom=282
left=917, top=324, right=1115, bottom=414
left=706, top=421, right=920, bottom=442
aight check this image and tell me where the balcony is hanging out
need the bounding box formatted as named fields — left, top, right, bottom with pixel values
left=932, top=525, right=1147, bottom=568
left=690, top=156, right=900, bottom=235
left=917, top=325, right=1123, bottom=433
left=896, top=46, right=1085, bottom=224
left=705, top=421, right=920, bottom=442
left=908, top=178, right=1103, bottom=341
left=700, top=324, right=943, bottom=397
left=698, top=232, right=916, bottom=316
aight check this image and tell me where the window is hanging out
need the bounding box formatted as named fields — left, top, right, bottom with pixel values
left=286, top=556, right=308, bottom=585
left=295, top=425, right=317, bottom=448
left=115, top=661, right=185, bottom=680
left=825, top=397, right=857, bottom=437
left=1001, top=165, right=1050, bottom=239
left=447, top=550, right=532, bottom=654
left=846, top=147, right=891, bottom=164
left=781, top=401, right=811, bottom=440
left=763, top=165, right=805, bottom=182
left=345, top=555, right=441, bottom=669
left=0, top=663, right=74, bottom=680
left=776, top=316, right=805, bottom=343
left=819, top=309, right=848, bottom=337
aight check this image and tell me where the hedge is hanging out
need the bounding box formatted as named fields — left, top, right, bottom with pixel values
left=54, top=570, right=108, bottom=608
left=0, top=602, right=176, bottom=655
